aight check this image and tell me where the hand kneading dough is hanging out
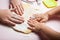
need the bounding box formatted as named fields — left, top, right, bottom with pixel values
left=12, top=2, right=33, bottom=34
left=12, top=12, right=32, bottom=34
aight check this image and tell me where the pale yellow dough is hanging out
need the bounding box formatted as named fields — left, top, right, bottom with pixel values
left=12, top=2, right=32, bottom=34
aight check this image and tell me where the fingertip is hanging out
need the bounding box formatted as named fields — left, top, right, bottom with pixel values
left=28, top=27, right=34, bottom=30
left=11, top=22, right=16, bottom=26
left=40, top=19, right=48, bottom=23
left=19, top=21, right=24, bottom=24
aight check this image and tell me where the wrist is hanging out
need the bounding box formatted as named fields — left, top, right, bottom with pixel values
left=44, top=13, right=49, bottom=20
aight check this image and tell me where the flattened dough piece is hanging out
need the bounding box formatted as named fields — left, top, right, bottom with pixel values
left=12, top=25, right=31, bottom=34
left=12, top=2, right=32, bottom=34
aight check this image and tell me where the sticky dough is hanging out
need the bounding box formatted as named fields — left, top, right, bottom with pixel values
left=12, top=2, right=33, bottom=34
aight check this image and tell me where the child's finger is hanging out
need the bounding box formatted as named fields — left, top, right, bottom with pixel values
left=28, top=21, right=35, bottom=27
left=28, top=27, right=39, bottom=33
left=16, top=5, right=23, bottom=15
left=28, top=27, right=36, bottom=32
left=33, top=14, right=43, bottom=21
left=20, top=0, right=24, bottom=11
left=36, top=17, right=42, bottom=22
left=33, top=14, right=41, bottom=18
left=19, top=5, right=24, bottom=15
left=40, top=18, right=48, bottom=22
left=28, top=20, right=37, bottom=24
left=28, top=20, right=34, bottom=24
left=29, top=17, right=37, bottom=21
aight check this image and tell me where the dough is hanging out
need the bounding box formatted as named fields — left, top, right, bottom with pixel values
left=12, top=24, right=31, bottom=34
left=12, top=2, right=33, bottom=34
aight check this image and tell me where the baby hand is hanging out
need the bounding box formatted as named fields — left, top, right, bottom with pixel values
left=30, top=14, right=49, bottom=23
left=0, top=10, right=24, bottom=26
left=28, top=19, right=44, bottom=32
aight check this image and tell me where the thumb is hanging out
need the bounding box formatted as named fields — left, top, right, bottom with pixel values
left=40, top=18, right=48, bottom=23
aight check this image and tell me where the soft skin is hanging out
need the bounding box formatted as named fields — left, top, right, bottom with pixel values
left=10, top=0, right=24, bottom=15
left=0, top=9, right=24, bottom=26
left=28, top=6, right=60, bottom=40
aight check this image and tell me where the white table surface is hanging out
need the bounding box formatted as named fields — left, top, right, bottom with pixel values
left=0, top=0, right=9, bottom=9
left=0, top=0, right=60, bottom=40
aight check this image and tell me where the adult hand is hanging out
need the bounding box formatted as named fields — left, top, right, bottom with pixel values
left=0, top=10, right=24, bottom=26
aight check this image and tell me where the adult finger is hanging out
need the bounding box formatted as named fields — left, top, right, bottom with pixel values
left=11, top=14, right=24, bottom=22
left=16, top=5, right=22, bottom=15
left=11, top=1, right=19, bottom=14
left=19, top=5, right=24, bottom=15
left=8, top=17, right=23, bottom=24
left=20, top=0, right=24, bottom=11
left=3, top=19, right=16, bottom=26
